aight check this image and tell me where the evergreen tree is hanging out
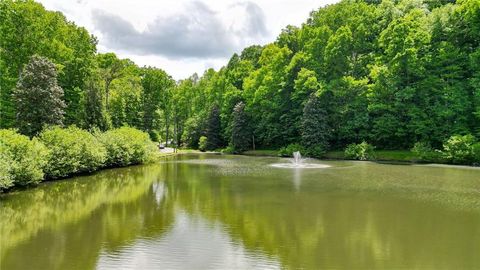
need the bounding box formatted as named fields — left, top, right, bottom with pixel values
left=206, top=105, right=222, bottom=150
left=301, top=93, right=330, bottom=149
left=231, top=102, right=250, bottom=152
left=13, top=55, right=66, bottom=136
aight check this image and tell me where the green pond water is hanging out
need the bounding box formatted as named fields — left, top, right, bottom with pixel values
left=1, top=154, right=480, bottom=269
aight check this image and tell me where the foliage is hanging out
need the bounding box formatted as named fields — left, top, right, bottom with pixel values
left=221, top=145, right=235, bottom=154
left=108, top=71, right=143, bottom=129
left=231, top=102, right=250, bottom=153
left=0, top=126, right=159, bottom=191
left=97, top=53, right=127, bottom=109
left=148, top=130, right=160, bottom=142
left=198, top=136, right=208, bottom=152
left=473, top=143, right=480, bottom=165
left=344, top=142, right=376, bottom=161
left=2, top=0, right=480, bottom=166
left=302, top=92, right=330, bottom=149
left=206, top=105, right=222, bottom=150
left=0, top=152, right=11, bottom=189
left=442, top=134, right=476, bottom=164
left=412, top=142, right=438, bottom=162
left=83, top=77, right=110, bottom=131
left=0, top=129, right=48, bottom=189
left=39, top=126, right=107, bottom=178
left=305, top=144, right=326, bottom=159
left=141, top=67, right=173, bottom=132
left=279, top=143, right=306, bottom=157
left=13, top=55, right=66, bottom=136
left=182, top=116, right=204, bottom=149
left=151, top=0, right=478, bottom=157
left=0, top=0, right=96, bottom=128
left=99, top=127, right=158, bottom=167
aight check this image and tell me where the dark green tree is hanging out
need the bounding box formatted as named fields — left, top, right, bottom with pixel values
left=0, top=0, right=97, bottom=128
left=301, top=92, right=330, bottom=150
left=231, top=102, right=250, bottom=152
left=206, top=105, right=222, bottom=150
left=13, top=55, right=66, bottom=136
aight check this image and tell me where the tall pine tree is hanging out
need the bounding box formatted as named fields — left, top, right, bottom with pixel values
left=231, top=102, right=250, bottom=152
left=206, top=105, right=222, bottom=150
left=301, top=93, right=330, bottom=150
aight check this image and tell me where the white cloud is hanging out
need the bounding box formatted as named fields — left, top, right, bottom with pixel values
left=91, top=1, right=267, bottom=59
left=37, top=0, right=339, bottom=79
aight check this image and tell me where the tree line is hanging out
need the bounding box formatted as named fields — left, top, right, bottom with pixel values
left=170, top=0, right=480, bottom=155
left=0, top=0, right=174, bottom=140
left=1, top=0, right=480, bottom=157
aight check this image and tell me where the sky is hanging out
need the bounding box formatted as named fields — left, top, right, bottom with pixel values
left=37, top=0, right=339, bottom=80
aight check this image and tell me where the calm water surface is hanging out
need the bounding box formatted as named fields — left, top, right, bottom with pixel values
left=1, top=154, right=480, bottom=269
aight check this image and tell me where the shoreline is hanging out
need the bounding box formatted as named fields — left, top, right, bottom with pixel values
left=3, top=150, right=478, bottom=195
left=0, top=152, right=177, bottom=195
left=239, top=149, right=480, bottom=168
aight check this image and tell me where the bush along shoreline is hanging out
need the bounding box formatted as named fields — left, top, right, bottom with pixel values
left=0, top=126, right=159, bottom=192
left=249, top=135, right=480, bottom=166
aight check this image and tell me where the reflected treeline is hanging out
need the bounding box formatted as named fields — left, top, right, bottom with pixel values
left=2, top=155, right=480, bottom=270
left=1, top=164, right=176, bottom=270
left=166, top=156, right=480, bottom=269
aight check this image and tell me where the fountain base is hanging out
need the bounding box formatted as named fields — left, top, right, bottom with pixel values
left=270, top=163, right=331, bottom=169
left=271, top=151, right=331, bottom=169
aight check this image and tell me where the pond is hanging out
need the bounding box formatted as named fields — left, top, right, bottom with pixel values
left=1, top=154, right=480, bottom=269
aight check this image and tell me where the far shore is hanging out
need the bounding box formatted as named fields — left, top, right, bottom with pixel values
left=175, top=149, right=480, bottom=168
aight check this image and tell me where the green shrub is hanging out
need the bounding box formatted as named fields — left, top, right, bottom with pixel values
left=344, top=141, right=375, bottom=161
left=442, top=134, right=476, bottom=164
left=221, top=145, right=235, bottom=154
left=305, top=144, right=326, bottom=158
left=473, top=143, right=480, bottom=165
left=411, top=142, right=432, bottom=161
left=39, top=126, right=107, bottom=178
left=0, top=129, right=48, bottom=189
left=148, top=130, right=160, bottom=142
left=0, top=153, right=12, bottom=189
left=279, top=143, right=306, bottom=157
left=411, top=142, right=444, bottom=163
left=99, top=127, right=157, bottom=167
left=198, top=136, right=207, bottom=152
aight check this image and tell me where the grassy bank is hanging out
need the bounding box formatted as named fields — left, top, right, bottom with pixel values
left=323, top=150, right=416, bottom=162
left=242, top=150, right=279, bottom=156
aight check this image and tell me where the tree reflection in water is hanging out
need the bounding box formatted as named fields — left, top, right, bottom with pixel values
left=2, top=154, right=480, bottom=270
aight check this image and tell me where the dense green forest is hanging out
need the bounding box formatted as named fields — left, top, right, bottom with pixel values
left=1, top=0, right=480, bottom=155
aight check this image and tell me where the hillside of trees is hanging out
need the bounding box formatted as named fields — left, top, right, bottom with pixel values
left=1, top=0, right=480, bottom=155
left=172, top=0, right=480, bottom=153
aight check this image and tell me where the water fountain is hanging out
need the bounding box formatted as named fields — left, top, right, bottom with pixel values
left=271, top=151, right=331, bottom=169
left=292, top=151, right=303, bottom=166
